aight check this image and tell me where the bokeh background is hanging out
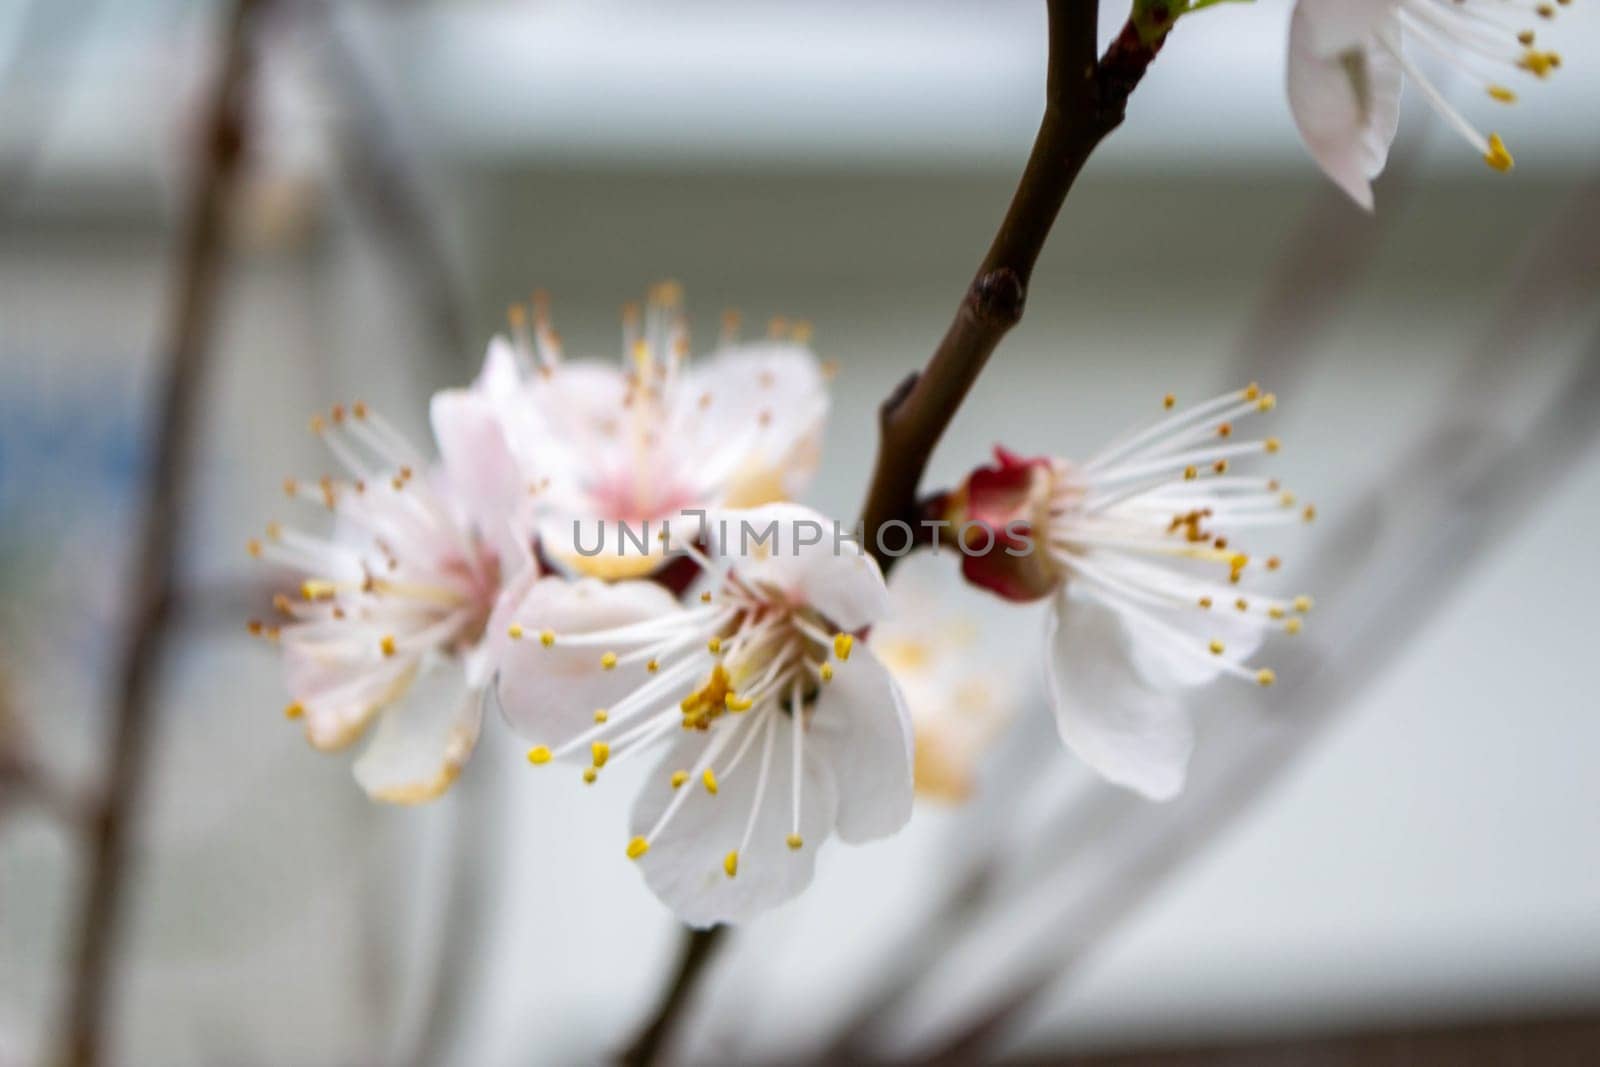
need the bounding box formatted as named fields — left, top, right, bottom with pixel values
left=3, top=1, right=1598, bottom=1063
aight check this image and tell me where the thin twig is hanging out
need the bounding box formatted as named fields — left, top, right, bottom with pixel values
left=618, top=926, right=728, bottom=1066
left=858, top=0, right=1165, bottom=573
left=55, top=1, right=263, bottom=1062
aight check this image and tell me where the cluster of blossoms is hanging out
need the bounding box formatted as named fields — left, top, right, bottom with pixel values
left=247, top=284, right=1310, bottom=923
left=1288, top=0, right=1573, bottom=208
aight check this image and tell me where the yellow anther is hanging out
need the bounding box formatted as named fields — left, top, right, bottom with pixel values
left=1281, top=491, right=1297, bottom=507
left=1265, top=437, right=1281, bottom=454
left=786, top=834, right=804, bottom=850
left=723, top=850, right=739, bottom=878
left=626, top=837, right=650, bottom=859
left=283, top=702, right=304, bottom=720
left=702, top=769, right=719, bottom=795
left=1209, top=639, right=1225, bottom=655
left=833, top=633, right=854, bottom=661
left=508, top=623, right=525, bottom=640
left=282, top=477, right=298, bottom=497
left=1244, top=383, right=1260, bottom=401
left=246, top=538, right=264, bottom=558
left=792, top=320, right=815, bottom=343
left=540, top=629, right=555, bottom=647
left=527, top=745, right=552, bottom=765
left=1198, top=596, right=1213, bottom=609
left=1519, top=29, right=1536, bottom=46
left=582, top=767, right=598, bottom=784
left=1484, top=132, right=1515, bottom=172
left=1293, top=595, right=1314, bottom=613
left=1213, top=459, right=1229, bottom=474
left=1266, top=556, right=1281, bottom=571
left=380, top=634, right=397, bottom=658
left=647, top=659, right=660, bottom=673
left=1163, top=392, right=1176, bottom=409
left=1256, top=668, right=1277, bottom=687
left=247, top=619, right=264, bottom=637
left=1184, top=465, right=1198, bottom=481
left=1235, top=597, right=1249, bottom=612
left=591, top=741, right=610, bottom=768
left=601, top=651, right=618, bottom=670
left=725, top=692, right=754, bottom=713
left=1257, top=393, right=1277, bottom=412
left=1488, top=85, right=1517, bottom=104
left=670, top=770, right=689, bottom=789
left=1285, top=617, right=1303, bottom=636
left=707, top=637, right=722, bottom=654
left=1269, top=606, right=1287, bottom=620
left=308, top=414, right=326, bottom=434
left=1217, top=422, right=1232, bottom=438
left=700, top=591, right=713, bottom=603
left=1229, top=554, right=1249, bottom=583
left=594, top=709, right=609, bottom=724
left=1303, top=504, right=1318, bottom=523
left=820, top=663, right=834, bottom=683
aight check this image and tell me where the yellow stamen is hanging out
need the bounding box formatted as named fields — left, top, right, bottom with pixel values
left=820, top=663, right=834, bottom=683
left=380, top=635, right=397, bottom=658
left=508, top=623, right=524, bottom=640
left=601, top=651, right=618, bottom=670
left=1209, top=640, right=1225, bottom=655
left=725, top=692, right=754, bottom=712
left=647, top=659, right=660, bottom=673
left=527, top=745, right=552, bottom=765
left=1257, top=393, right=1277, bottom=412
left=626, top=836, right=650, bottom=859
left=591, top=741, right=610, bottom=768
left=723, top=850, right=739, bottom=878
left=1256, top=668, right=1277, bottom=687
left=670, top=770, right=689, bottom=789
left=1285, top=617, right=1303, bottom=636
left=707, top=637, right=722, bottom=654
left=1484, top=133, right=1515, bottom=173
left=582, top=767, right=598, bottom=784
left=540, top=629, right=555, bottom=647
left=786, top=834, right=804, bottom=850
left=594, top=709, right=609, bottom=724
left=1487, top=85, right=1517, bottom=104
left=283, top=702, right=304, bottom=720
left=1293, top=595, right=1314, bottom=614
left=702, top=768, right=719, bottom=795
left=1265, top=437, right=1281, bottom=453
left=833, top=633, right=854, bottom=661
left=1163, top=392, right=1176, bottom=410
left=1244, top=383, right=1260, bottom=401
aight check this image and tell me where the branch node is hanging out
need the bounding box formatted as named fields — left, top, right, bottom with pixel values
left=880, top=370, right=921, bottom=428
left=968, top=268, right=1026, bottom=330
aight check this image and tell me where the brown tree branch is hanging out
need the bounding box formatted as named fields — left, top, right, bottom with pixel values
left=858, top=1, right=1165, bottom=572
left=618, top=926, right=728, bottom=1066
left=55, top=1, right=263, bottom=1062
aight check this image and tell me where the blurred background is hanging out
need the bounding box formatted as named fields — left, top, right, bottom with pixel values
left=2, top=0, right=1598, bottom=1063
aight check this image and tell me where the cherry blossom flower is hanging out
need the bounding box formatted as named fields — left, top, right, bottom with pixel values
left=489, top=505, right=914, bottom=926
left=1288, top=0, right=1568, bottom=209
left=248, top=401, right=527, bottom=803
left=871, top=551, right=1019, bottom=804
left=483, top=283, right=830, bottom=580
left=948, top=386, right=1314, bottom=800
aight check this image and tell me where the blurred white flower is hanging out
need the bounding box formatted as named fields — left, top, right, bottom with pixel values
left=949, top=386, right=1313, bottom=800
left=483, top=283, right=830, bottom=579
left=489, top=505, right=914, bottom=926
left=872, top=552, right=1018, bottom=804
left=1287, top=0, right=1566, bottom=209
left=250, top=400, right=531, bottom=803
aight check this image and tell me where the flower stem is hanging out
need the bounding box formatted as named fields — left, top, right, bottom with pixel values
left=618, top=926, right=727, bottom=1066
left=54, top=0, right=263, bottom=1062
left=857, top=0, right=1165, bottom=575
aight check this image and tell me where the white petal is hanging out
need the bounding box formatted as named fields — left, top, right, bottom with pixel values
left=1287, top=4, right=1402, bottom=210
left=680, top=342, right=829, bottom=505
left=1046, top=592, right=1194, bottom=801
left=282, top=639, right=418, bottom=751
left=1107, top=594, right=1265, bottom=690
left=352, top=660, right=482, bottom=804
left=629, top=715, right=839, bottom=928
left=805, top=646, right=915, bottom=843
left=429, top=388, right=521, bottom=559
left=703, top=504, right=891, bottom=632
left=491, top=577, right=682, bottom=753
left=1293, top=0, right=1399, bottom=55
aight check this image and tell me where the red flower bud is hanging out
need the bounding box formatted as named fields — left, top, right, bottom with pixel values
left=944, top=447, right=1063, bottom=603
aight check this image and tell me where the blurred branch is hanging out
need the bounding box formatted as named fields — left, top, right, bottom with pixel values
left=304, top=0, right=470, bottom=360
left=858, top=0, right=1165, bottom=574
left=620, top=926, right=728, bottom=1066
left=55, top=0, right=264, bottom=1062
